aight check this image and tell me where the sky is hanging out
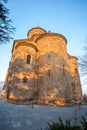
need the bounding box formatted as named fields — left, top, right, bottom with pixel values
left=0, top=0, right=87, bottom=94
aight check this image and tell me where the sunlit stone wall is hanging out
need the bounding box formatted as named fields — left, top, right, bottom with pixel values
left=1, top=27, right=82, bottom=105
left=2, top=41, right=37, bottom=103
left=36, top=34, right=72, bottom=105
left=68, top=55, right=82, bottom=102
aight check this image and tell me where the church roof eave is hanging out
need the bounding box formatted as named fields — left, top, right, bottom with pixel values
left=12, top=39, right=38, bottom=53
left=35, top=33, right=67, bottom=44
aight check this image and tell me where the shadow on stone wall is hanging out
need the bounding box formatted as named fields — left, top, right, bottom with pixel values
left=1, top=51, right=80, bottom=105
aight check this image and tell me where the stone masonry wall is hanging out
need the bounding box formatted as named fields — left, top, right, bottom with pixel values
left=68, top=56, right=82, bottom=102
left=1, top=27, right=82, bottom=105
left=36, top=34, right=72, bottom=105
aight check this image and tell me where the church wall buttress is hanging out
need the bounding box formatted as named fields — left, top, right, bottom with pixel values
left=68, top=56, right=82, bottom=102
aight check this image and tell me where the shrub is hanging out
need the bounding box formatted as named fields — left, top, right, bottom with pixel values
left=43, top=117, right=87, bottom=130
left=80, top=116, right=87, bottom=130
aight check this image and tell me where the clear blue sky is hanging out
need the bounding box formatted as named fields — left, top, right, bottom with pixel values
left=0, top=0, right=87, bottom=94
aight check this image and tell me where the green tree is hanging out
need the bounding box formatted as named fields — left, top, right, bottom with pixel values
left=0, top=0, right=15, bottom=45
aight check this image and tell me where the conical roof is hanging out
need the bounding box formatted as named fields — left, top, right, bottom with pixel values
left=27, top=26, right=47, bottom=39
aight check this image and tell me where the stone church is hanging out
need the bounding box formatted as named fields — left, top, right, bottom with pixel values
left=2, top=27, right=82, bottom=106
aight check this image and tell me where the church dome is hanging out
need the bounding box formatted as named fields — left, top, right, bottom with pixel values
left=27, top=26, right=47, bottom=39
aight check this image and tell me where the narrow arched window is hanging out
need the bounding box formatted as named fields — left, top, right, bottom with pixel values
left=23, top=76, right=27, bottom=83
left=26, top=55, right=31, bottom=64
left=48, top=70, right=50, bottom=78
left=75, top=68, right=78, bottom=74
left=63, top=65, right=65, bottom=75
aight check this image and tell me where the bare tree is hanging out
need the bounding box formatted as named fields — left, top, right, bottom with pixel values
left=0, top=0, right=15, bottom=45
left=79, top=46, right=87, bottom=79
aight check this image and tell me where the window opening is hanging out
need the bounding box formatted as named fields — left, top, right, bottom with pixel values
left=48, top=70, right=50, bottom=77
left=75, top=68, right=78, bottom=74
left=26, top=55, right=31, bottom=64
left=63, top=65, right=65, bottom=75
left=23, top=76, right=27, bottom=83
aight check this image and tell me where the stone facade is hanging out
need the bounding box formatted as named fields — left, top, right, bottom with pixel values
left=1, top=27, right=82, bottom=106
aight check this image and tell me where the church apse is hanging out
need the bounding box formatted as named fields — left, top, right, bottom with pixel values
left=1, top=27, right=82, bottom=106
